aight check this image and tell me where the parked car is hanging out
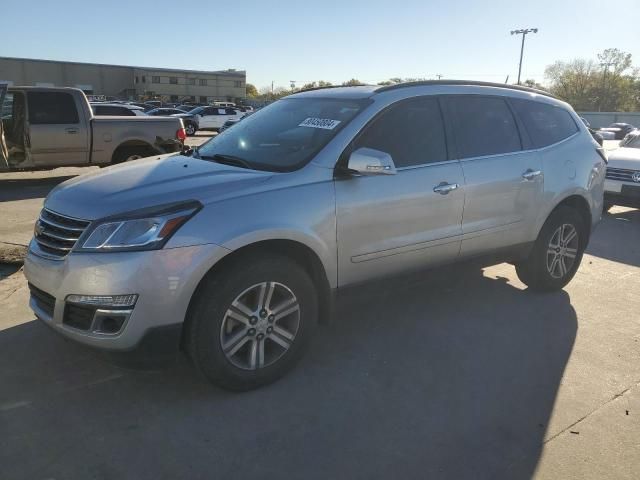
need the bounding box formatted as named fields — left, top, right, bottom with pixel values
left=24, top=81, right=605, bottom=391
left=170, top=110, right=200, bottom=136
left=619, top=128, right=640, bottom=147
left=147, top=107, right=190, bottom=116
left=599, top=122, right=636, bottom=140
left=580, top=117, right=603, bottom=146
left=91, top=103, right=147, bottom=116
left=1, top=87, right=186, bottom=170
left=603, top=130, right=640, bottom=210
left=193, top=106, right=243, bottom=130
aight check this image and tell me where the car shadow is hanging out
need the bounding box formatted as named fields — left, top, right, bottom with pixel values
left=587, top=207, right=640, bottom=267
left=0, top=175, right=76, bottom=202
left=0, top=263, right=576, bottom=480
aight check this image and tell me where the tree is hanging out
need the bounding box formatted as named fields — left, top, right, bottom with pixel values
left=246, top=83, right=258, bottom=97
left=522, top=79, right=547, bottom=91
left=545, top=49, right=639, bottom=111
left=342, top=78, right=364, bottom=86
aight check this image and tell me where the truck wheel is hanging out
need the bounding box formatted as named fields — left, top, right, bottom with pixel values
left=515, top=206, right=586, bottom=292
left=184, top=122, right=197, bottom=136
left=187, top=255, right=318, bottom=391
left=112, top=146, right=153, bottom=164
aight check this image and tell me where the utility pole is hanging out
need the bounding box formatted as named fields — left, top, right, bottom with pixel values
left=599, top=61, right=614, bottom=112
left=510, top=28, right=538, bottom=85
left=436, top=74, right=443, bottom=80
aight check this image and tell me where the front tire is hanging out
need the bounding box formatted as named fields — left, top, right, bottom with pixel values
left=515, top=206, right=586, bottom=292
left=187, top=255, right=318, bottom=391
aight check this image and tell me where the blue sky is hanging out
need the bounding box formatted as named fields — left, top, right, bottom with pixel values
left=3, top=0, right=639, bottom=90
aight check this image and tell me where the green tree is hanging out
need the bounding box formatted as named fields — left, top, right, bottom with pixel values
left=246, top=83, right=258, bottom=97
left=545, top=49, right=639, bottom=111
left=342, top=78, right=364, bottom=86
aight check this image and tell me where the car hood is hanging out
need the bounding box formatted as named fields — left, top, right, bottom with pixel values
left=45, top=155, right=273, bottom=220
left=606, top=147, right=640, bottom=170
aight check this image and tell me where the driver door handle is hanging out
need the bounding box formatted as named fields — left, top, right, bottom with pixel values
left=65, top=128, right=78, bottom=134
left=433, top=182, right=459, bottom=195
left=522, top=169, right=542, bottom=181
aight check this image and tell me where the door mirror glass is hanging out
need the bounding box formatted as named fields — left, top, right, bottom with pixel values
left=347, top=147, right=397, bottom=175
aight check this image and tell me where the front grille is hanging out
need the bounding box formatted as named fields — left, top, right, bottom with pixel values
left=28, top=283, right=56, bottom=318
left=63, top=303, right=95, bottom=331
left=34, top=209, right=91, bottom=259
left=606, top=167, right=640, bottom=182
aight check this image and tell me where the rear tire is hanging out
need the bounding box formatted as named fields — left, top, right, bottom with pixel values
left=112, top=146, right=154, bottom=164
left=187, top=254, right=318, bottom=391
left=515, top=206, right=586, bottom=292
left=184, top=122, right=197, bottom=136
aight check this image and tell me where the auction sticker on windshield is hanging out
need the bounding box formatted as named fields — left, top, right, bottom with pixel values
left=299, top=118, right=341, bottom=130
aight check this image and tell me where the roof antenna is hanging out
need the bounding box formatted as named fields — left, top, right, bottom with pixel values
left=504, top=75, right=510, bottom=84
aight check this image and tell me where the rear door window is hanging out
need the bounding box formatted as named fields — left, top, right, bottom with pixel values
left=510, top=99, right=578, bottom=148
left=353, top=96, right=447, bottom=168
left=27, top=92, right=79, bottom=124
left=444, top=96, right=521, bottom=159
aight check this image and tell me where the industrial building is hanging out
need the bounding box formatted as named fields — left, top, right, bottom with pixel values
left=0, top=56, right=247, bottom=104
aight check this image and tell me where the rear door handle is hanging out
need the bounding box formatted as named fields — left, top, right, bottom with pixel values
left=65, top=128, right=78, bottom=134
left=433, top=182, right=459, bottom=195
left=522, top=169, right=542, bottom=181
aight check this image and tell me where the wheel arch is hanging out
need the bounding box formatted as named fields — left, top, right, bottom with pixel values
left=543, top=193, right=593, bottom=247
left=111, top=140, right=159, bottom=162
left=181, top=238, right=335, bottom=350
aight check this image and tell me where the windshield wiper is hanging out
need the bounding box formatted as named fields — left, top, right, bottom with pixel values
left=195, top=152, right=253, bottom=170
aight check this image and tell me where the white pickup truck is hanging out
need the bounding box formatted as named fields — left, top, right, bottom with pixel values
left=0, top=86, right=186, bottom=170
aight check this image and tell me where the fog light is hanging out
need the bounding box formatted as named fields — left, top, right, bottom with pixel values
left=93, top=311, right=129, bottom=334
left=66, top=294, right=138, bottom=308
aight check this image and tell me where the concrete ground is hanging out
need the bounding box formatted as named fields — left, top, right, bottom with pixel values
left=1, top=138, right=639, bottom=479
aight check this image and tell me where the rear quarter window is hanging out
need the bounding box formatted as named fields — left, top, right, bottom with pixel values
left=510, top=99, right=578, bottom=148
left=27, top=92, right=79, bottom=124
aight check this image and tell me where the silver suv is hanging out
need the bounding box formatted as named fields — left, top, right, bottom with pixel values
left=25, top=81, right=606, bottom=390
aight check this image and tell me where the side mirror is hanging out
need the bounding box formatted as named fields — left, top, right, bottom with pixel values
left=347, top=147, right=397, bottom=176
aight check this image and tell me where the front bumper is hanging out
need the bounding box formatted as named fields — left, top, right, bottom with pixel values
left=24, top=241, right=230, bottom=353
left=604, top=179, right=640, bottom=207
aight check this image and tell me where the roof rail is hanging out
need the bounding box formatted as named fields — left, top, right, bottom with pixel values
left=374, top=80, right=556, bottom=99
left=294, top=84, right=366, bottom=93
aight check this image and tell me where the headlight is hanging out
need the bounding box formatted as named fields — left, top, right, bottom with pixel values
left=76, top=201, right=201, bottom=252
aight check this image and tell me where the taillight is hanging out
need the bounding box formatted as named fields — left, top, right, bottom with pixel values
left=176, top=127, right=187, bottom=142
left=596, top=146, right=608, bottom=164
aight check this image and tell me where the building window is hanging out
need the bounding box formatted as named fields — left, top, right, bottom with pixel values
left=170, top=77, right=178, bottom=85
left=199, top=79, right=207, bottom=86
left=234, top=81, right=243, bottom=88
left=142, top=76, right=146, bottom=83
left=135, top=76, right=139, bottom=84
left=199, top=96, right=207, bottom=103
left=170, top=95, right=179, bottom=102
left=187, top=78, right=196, bottom=85
left=152, top=76, right=161, bottom=84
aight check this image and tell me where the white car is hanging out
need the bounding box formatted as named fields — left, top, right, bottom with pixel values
left=91, top=103, right=147, bottom=116
left=604, top=133, right=640, bottom=210
left=185, top=106, right=243, bottom=130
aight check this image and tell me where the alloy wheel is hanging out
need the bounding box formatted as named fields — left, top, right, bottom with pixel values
left=220, top=282, right=300, bottom=370
left=546, top=224, right=579, bottom=279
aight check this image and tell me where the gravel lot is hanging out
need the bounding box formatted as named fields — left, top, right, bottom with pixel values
left=0, top=138, right=638, bottom=479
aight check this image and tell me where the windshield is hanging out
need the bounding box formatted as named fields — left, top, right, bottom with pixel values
left=622, top=134, right=640, bottom=148
left=196, top=97, right=370, bottom=172
left=189, top=106, right=205, bottom=114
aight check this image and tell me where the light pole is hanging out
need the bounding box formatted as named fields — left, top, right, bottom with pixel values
left=510, top=28, right=538, bottom=85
